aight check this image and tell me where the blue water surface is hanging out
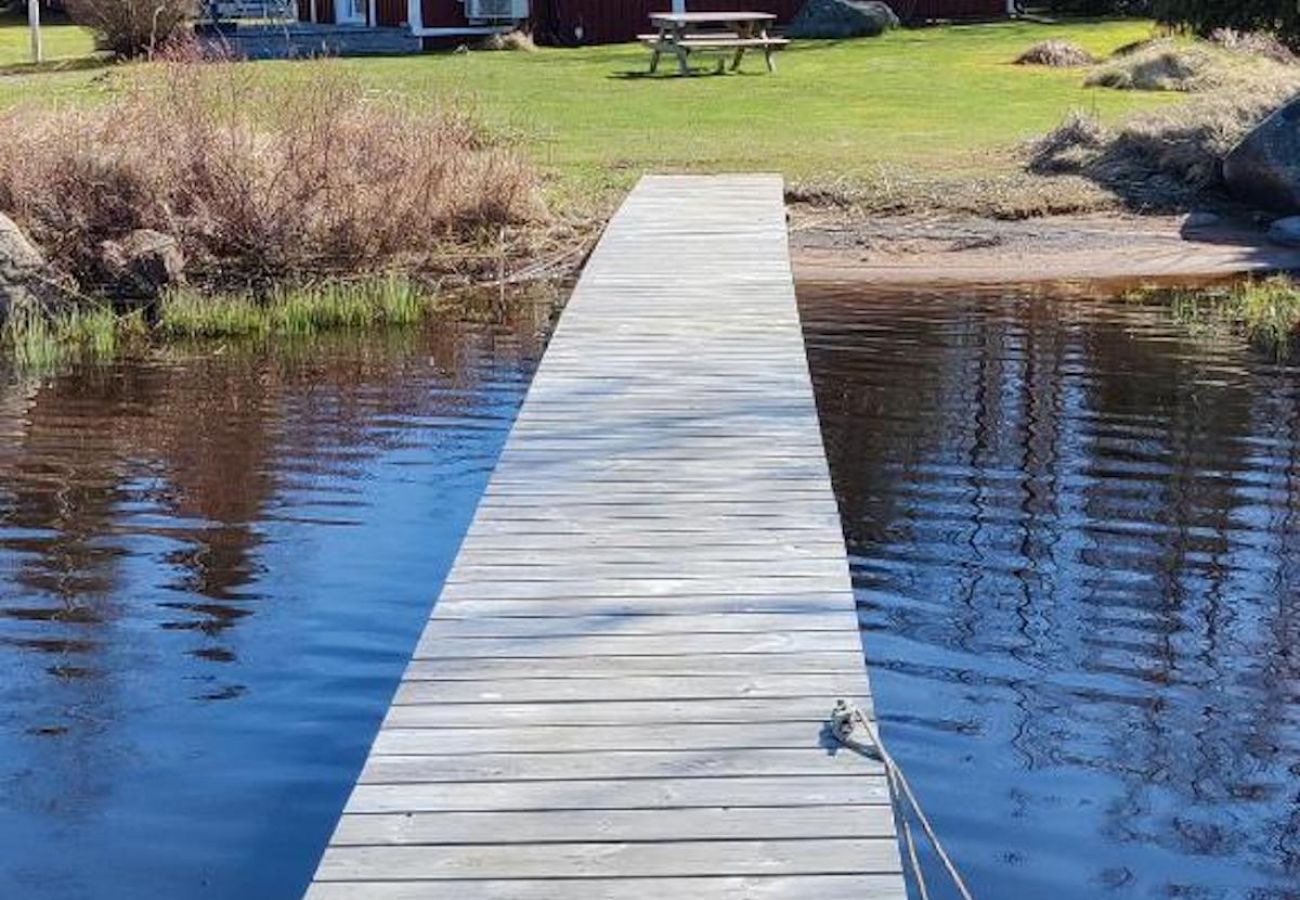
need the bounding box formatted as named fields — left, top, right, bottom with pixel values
left=0, top=315, right=548, bottom=900
left=803, top=285, right=1300, bottom=900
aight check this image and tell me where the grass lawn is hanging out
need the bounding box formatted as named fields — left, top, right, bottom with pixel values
left=0, top=14, right=95, bottom=64
left=0, top=17, right=1173, bottom=206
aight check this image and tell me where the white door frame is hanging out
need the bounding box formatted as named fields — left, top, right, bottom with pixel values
left=335, top=0, right=366, bottom=24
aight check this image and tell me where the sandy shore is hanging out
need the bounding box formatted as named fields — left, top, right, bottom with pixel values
left=789, top=208, right=1300, bottom=289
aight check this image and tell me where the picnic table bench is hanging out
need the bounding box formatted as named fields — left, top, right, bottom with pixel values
left=640, top=12, right=788, bottom=75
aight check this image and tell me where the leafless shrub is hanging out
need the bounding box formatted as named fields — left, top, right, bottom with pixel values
left=65, top=0, right=198, bottom=59
left=1015, top=40, right=1096, bottom=67
left=0, top=60, right=546, bottom=287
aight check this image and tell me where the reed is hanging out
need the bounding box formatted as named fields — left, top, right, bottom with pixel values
left=1128, top=276, right=1300, bottom=353
left=1, top=303, right=141, bottom=370
left=157, top=275, right=433, bottom=340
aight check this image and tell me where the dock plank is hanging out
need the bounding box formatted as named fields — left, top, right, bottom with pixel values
left=381, top=696, right=875, bottom=729
left=329, top=805, right=897, bottom=845
left=304, top=175, right=902, bottom=898
left=306, top=876, right=906, bottom=900
left=316, top=839, right=902, bottom=880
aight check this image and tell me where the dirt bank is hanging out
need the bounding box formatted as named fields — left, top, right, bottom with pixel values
left=789, top=208, right=1300, bottom=289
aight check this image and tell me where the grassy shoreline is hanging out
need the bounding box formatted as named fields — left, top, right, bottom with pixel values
left=4, top=17, right=1298, bottom=368
left=1129, top=276, right=1300, bottom=354
left=1, top=275, right=568, bottom=371
left=1, top=18, right=1172, bottom=207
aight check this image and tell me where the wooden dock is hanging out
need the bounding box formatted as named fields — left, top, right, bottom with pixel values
left=305, top=175, right=905, bottom=899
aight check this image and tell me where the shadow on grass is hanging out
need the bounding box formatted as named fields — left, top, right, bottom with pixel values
left=0, top=53, right=113, bottom=78
left=608, top=67, right=775, bottom=79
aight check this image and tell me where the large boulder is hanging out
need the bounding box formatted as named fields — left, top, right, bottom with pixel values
left=98, top=229, right=185, bottom=299
left=1268, top=215, right=1300, bottom=247
left=1223, top=97, right=1300, bottom=212
left=786, top=0, right=899, bottom=40
left=0, top=213, right=54, bottom=317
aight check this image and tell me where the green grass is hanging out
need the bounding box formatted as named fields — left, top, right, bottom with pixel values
left=1130, top=276, right=1300, bottom=354
left=1, top=302, right=141, bottom=370
left=0, top=14, right=95, bottom=65
left=0, top=15, right=108, bottom=106
left=157, top=276, right=432, bottom=339
left=1, top=18, right=1175, bottom=204
left=1, top=277, right=436, bottom=369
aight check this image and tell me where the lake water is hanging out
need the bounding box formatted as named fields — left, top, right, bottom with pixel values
left=0, top=304, right=552, bottom=900
left=802, top=285, right=1300, bottom=900
left=1, top=286, right=1298, bottom=899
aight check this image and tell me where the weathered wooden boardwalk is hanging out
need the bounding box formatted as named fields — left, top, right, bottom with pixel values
left=306, top=175, right=904, bottom=899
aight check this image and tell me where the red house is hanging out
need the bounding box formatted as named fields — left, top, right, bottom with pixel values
left=292, top=0, right=1009, bottom=48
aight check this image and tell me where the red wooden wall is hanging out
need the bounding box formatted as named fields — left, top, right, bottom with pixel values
left=376, top=0, right=406, bottom=25
left=293, top=0, right=1001, bottom=39
left=531, top=0, right=1006, bottom=45
left=423, top=0, right=470, bottom=27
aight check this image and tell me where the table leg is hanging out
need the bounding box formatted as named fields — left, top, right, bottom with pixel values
left=761, top=26, right=776, bottom=72
left=672, top=24, right=690, bottom=76
left=649, top=24, right=669, bottom=73
left=731, top=20, right=751, bottom=71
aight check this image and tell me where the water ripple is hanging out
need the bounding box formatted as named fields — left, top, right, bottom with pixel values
left=803, top=284, right=1300, bottom=899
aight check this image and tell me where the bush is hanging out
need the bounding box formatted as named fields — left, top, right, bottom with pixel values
left=1152, top=0, right=1300, bottom=51
left=1037, top=0, right=1150, bottom=13
left=0, top=60, right=545, bottom=289
left=65, top=0, right=197, bottom=59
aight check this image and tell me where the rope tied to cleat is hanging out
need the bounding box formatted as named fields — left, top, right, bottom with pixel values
left=830, top=699, right=977, bottom=900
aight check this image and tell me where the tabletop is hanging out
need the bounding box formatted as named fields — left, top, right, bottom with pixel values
left=650, top=11, right=777, bottom=24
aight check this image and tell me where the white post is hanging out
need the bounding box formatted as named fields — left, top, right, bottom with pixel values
left=29, top=0, right=43, bottom=65
left=671, top=0, right=684, bottom=12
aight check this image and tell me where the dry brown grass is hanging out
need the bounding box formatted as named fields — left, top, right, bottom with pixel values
left=1085, top=41, right=1299, bottom=93
left=1029, top=74, right=1300, bottom=209
left=0, top=58, right=546, bottom=289
left=1015, top=40, right=1096, bottom=68
left=474, top=30, right=538, bottom=52
left=787, top=167, right=1112, bottom=220
left=1208, top=28, right=1296, bottom=65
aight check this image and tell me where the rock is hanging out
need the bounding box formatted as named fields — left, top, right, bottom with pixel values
left=1267, top=215, right=1300, bottom=247
left=1183, top=210, right=1221, bottom=229
left=786, top=0, right=899, bottom=40
left=98, top=230, right=185, bottom=298
left=0, top=213, right=53, bottom=316
left=1223, top=97, right=1300, bottom=212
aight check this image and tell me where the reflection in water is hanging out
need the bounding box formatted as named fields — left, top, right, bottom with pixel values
left=801, top=285, right=1300, bottom=900
left=0, top=302, right=552, bottom=900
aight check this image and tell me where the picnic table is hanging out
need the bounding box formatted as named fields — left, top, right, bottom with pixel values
left=641, top=11, right=788, bottom=76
